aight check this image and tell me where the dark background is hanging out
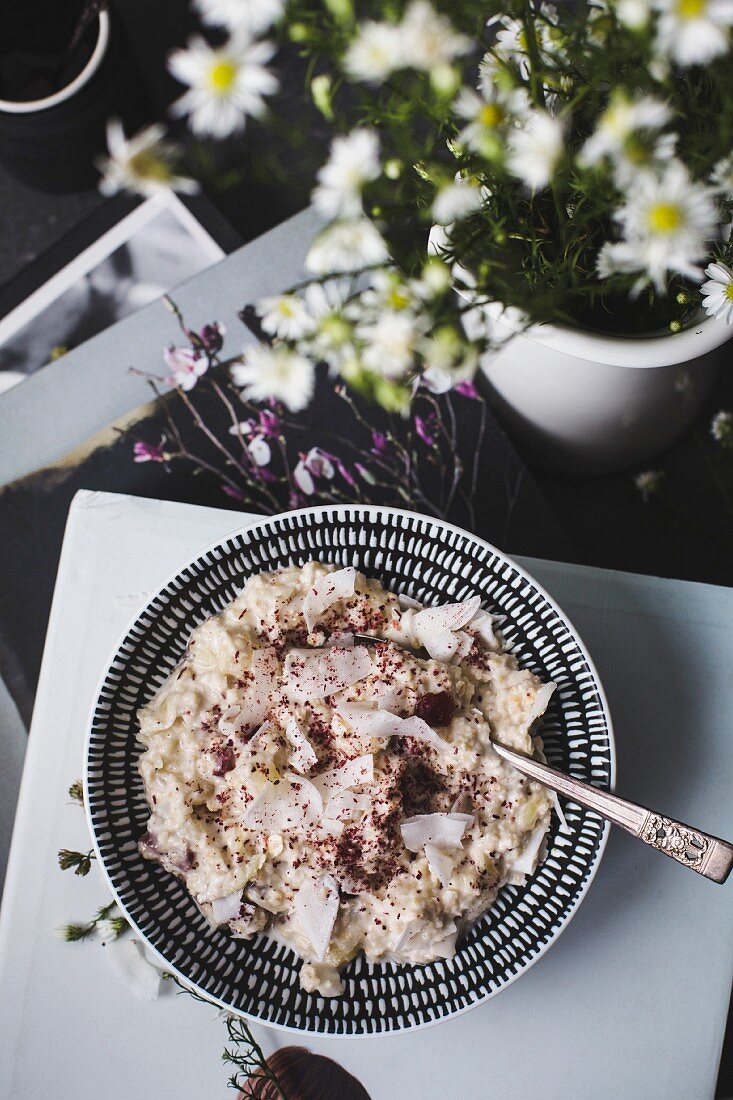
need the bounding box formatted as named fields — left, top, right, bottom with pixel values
left=0, top=0, right=731, bottom=1093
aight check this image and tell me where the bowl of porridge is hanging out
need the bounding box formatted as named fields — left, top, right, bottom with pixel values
left=85, top=506, right=613, bottom=1034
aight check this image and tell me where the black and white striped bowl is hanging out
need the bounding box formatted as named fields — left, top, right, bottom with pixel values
left=85, top=506, right=614, bottom=1035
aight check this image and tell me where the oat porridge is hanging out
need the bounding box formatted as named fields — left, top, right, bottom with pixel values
left=137, top=562, right=563, bottom=996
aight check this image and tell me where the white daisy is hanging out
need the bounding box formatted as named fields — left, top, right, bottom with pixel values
left=489, top=6, right=564, bottom=73
left=257, top=294, right=315, bottom=340
left=306, top=218, right=389, bottom=274
left=701, top=260, right=733, bottom=322
left=300, top=281, right=356, bottom=371
left=231, top=345, right=315, bottom=411
left=194, top=0, right=285, bottom=33
left=711, top=408, right=733, bottom=444
left=579, top=93, right=671, bottom=168
left=344, top=20, right=406, bottom=83
left=506, top=110, right=564, bottom=191
left=653, top=0, right=733, bottom=66
left=313, top=129, right=381, bottom=220
left=168, top=36, right=278, bottom=138
left=357, top=311, right=422, bottom=378
left=616, top=0, right=651, bottom=29
left=711, top=153, right=733, bottom=195
left=601, top=161, right=718, bottom=291
left=454, top=86, right=511, bottom=158
left=399, top=0, right=470, bottom=70
left=97, top=121, right=198, bottom=198
left=431, top=178, right=483, bottom=224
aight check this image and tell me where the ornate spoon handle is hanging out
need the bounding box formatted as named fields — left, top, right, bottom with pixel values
left=492, top=741, right=733, bottom=884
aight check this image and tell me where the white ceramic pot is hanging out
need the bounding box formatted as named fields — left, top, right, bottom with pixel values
left=478, top=305, right=730, bottom=473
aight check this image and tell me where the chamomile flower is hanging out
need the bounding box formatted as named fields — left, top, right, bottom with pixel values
left=431, top=178, right=484, bottom=224
left=306, top=218, right=389, bottom=274
left=653, top=0, right=733, bottom=67
left=257, top=294, right=315, bottom=340
left=98, top=121, right=198, bottom=198
left=313, top=129, right=381, bottom=220
left=454, top=86, right=511, bottom=158
left=490, top=5, right=565, bottom=73
left=300, top=280, right=355, bottom=371
left=580, top=93, right=671, bottom=168
left=357, top=311, right=422, bottom=378
left=506, top=110, right=564, bottom=191
left=168, top=36, right=278, bottom=138
left=616, top=0, right=652, bottom=29
left=711, top=409, right=733, bottom=445
left=711, top=153, right=733, bottom=195
left=231, top=345, right=315, bottom=411
left=600, top=161, right=718, bottom=291
left=399, top=1, right=470, bottom=70
left=194, top=0, right=285, bottom=33
left=701, top=260, right=733, bottom=322
left=343, top=20, right=406, bottom=82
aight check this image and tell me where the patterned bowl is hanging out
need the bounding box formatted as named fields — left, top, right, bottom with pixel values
left=85, top=506, right=614, bottom=1036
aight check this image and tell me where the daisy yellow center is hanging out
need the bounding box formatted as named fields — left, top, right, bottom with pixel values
left=676, top=0, right=706, bottom=18
left=647, top=202, right=683, bottom=234
left=479, top=103, right=503, bottom=128
left=387, top=287, right=410, bottom=310
left=725, top=283, right=733, bottom=301
left=128, top=150, right=172, bottom=182
left=277, top=300, right=296, bottom=317
left=207, top=59, right=237, bottom=95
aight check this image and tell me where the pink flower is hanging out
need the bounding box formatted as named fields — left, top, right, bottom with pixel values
left=198, top=321, right=225, bottom=354
left=371, top=430, right=387, bottom=454
left=164, top=345, right=208, bottom=391
left=455, top=379, right=480, bottom=400
left=293, top=447, right=336, bottom=496
left=133, top=435, right=167, bottom=463
left=259, top=409, right=281, bottom=437
left=414, top=415, right=436, bottom=446
left=222, top=484, right=246, bottom=501
left=247, top=435, right=272, bottom=467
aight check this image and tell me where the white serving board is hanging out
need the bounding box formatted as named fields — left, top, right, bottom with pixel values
left=1, top=490, right=731, bottom=1100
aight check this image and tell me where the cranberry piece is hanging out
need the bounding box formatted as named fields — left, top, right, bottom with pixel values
left=415, top=690, right=456, bottom=727
left=213, top=743, right=237, bottom=776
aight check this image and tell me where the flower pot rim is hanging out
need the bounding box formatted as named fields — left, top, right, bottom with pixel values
left=0, top=9, right=110, bottom=115
left=485, top=300, right=731, bottom=369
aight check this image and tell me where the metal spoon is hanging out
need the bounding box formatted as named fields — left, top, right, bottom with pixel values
left=342, top=633, right=733, bottom=884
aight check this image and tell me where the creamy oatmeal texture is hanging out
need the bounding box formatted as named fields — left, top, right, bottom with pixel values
left=137, top=562, right=560, bottom=996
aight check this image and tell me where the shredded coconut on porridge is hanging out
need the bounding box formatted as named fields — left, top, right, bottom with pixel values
left=137, top=562, right=562, bottom=997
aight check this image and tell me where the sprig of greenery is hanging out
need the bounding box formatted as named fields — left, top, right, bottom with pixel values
left=68, top=780, right=84, bottom=806
left=60, top=901, right=121, bottom=942
left=58, top=848, right=95, bottom=876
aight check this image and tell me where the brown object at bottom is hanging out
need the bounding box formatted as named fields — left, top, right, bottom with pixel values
left=239, top=1045, right=372, bottom=1100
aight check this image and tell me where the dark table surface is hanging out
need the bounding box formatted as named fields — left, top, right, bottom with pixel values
left=0, top=0, right=731, bottom=1093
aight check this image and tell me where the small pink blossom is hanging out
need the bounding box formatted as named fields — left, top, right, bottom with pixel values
left=455, top=379, right=480, bottom=400
left=198, top=321, right=225, bottom=354
left=371, top=430, right=387, bottom=454
left=293, top=447, right=337, bottom=495
left=133, top=435, right=167, bottom=463
left=164, top=345, right=208, bottom=391
left=222, top=484, right=246, bottom=501
left=259, top=409, right=281, bottom=437
left=247, top=435, right=271, bottom=467
left=415, top=414, right=436, bottom=446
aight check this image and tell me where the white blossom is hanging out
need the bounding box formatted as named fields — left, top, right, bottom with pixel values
left=599, top=161, right=718, bottom=291
left=306, top=219, right=389, bottom=274
left=711, top=409, right=733, bottom=444
left=357, top=311, right=422, bottom=378
left=231, top=345, right=315, bottom=410
left=579, top=93, right=671, bottom=167
left=194, top=0, right=285, bottom=33
left=399, top=1, right=470, bottom=70
left=711, top=152, right=733, bottom=195
left=701, top=260, right=733, bottom=323
left=164, top=346, right=208, bottom=391
left=653, top=0, right=733, bottom=66
left=506, top=110, right=564, bottom=191
left=97, top=121, right=197, bottom=198
left=431, top=179, right=483, bottom=225
left=313, top=130, right=381, bottom=220
left=168, top=36, right=278, bottom=137
left=344, top=20, right=406, bottom=82
left=258, top=294, right=315, bottom=340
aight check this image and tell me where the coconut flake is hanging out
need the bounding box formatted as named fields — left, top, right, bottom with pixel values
left=241, top=647, right=280, bottom=728
left=101, top=937, right=162, bottom=1001
left=467, top=608, right=499, bottom=650
left=337, top=705, right=448, bottom=752
left=526, top=681, right=557, bottom=725
left=312, top=754, right=373, bottom=800
left=210, top=890, right=243, bottom=926
left=285, top=715, right=318, bottom=775
left=550, top=789, right=571, bottom=834
left=284, top=646, right=374, bottom=702
left=324, top=789, right=370, bottom=821
left=218, top=704, right=245, bottom=738
left=511, top=823, right=548, bottom=875
left=303, top=567, right=356, bottom=633
left=293, top=873, right=340, bottom=961
left=241, top=772, right=323, bottom=832
left=400, top=812, right=472, bottom=852
left=424, top=843, right=459, bottom=887
left=412, top=595, right=481, bottom=644
left=398, top=593, right=422, bottom=611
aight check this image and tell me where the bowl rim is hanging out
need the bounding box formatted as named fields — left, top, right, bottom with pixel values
left=84, top=503, right=615, bottom=1036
